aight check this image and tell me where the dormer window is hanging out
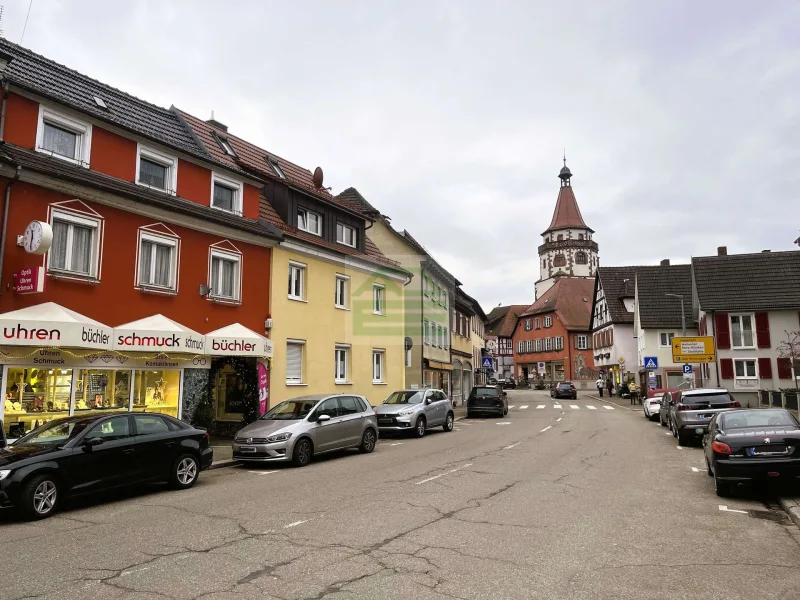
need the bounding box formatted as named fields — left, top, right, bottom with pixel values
left=36, top=106, right=92, bottom=166
left=136, top=144, right=177, bottom=194
left=267, top=156, right=286, bottom=179
left=298, top=208, right=322, bottom=236
left=214, top=133, right=237, bottom=158
left=210, top=172, right=243, bottom=215
left=337, top=223, right=356, bottom=247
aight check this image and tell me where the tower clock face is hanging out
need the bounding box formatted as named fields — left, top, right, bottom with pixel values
left=23, top=221, right=54, bottom=255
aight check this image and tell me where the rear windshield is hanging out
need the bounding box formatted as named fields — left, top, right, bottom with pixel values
left=680, top=393, right=732, bottom=405
left=472, top=388, right=499, bottom=397
left=721, top=410, right=797, bottom=429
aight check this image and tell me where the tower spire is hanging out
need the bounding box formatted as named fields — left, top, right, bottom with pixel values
left=558, top=154, right=572, bottom=187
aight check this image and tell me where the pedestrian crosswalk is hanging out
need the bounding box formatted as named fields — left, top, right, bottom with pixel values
left=503, top=403, right=614, bottom=412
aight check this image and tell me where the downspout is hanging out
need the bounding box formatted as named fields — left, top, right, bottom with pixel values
left=710, top=311, right=720, bottom=386
left=0, top=164, right=23, bottom=298
left=0, top=81, right=9, bottom=141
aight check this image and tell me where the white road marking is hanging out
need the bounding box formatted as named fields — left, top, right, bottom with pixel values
left=691, top=467, right=700, bottom=472
left=719, top=505, right=748, bottom=514
left=503, top=442, right=521, bottom=450
left=665, top=431, right=672, bottom=436
left=284, top=520, right=310, bottom=528
left=415, top=463, right=473, bottom=485
left=390, top=443, right=403, bottom=446
left=537, top=405, right=545, bottom=409
left=603, top=406, right=615, bottom=410
left=508, top=405, right=516, bottom=409
left=553, top=404, right=562, bottom=409
left=496, top=422, right=511, bottom=425
left=587, top=405, right=597, bottom=410
left=556, top=417, right=562, bottom=422
left=519, top=405, right=529, bottom=410
left=677, top=446, right=683, bottom=450
left=248, top=470, right=278, bottom=475
left=570, top=405, right=579, bottom=410
left=540, top=425, right=552, bottom=433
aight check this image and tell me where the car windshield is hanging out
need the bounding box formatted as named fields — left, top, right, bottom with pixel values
left=384, top=391, right=424, bottom=404
left=261, top=400, right=317, bottom=420
left=681, top=392, right=732, bottom=405
left=721, top=410, right=797, bottom=429
left=558, top=383, right=573, bottom=388
left=472, top=388, right=498, bottom=397
left=14, top=418, right=92, bottom=446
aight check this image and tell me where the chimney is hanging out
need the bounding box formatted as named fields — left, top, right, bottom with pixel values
left=206, top=111, right=228, bottom=132
left=660, top=259, right=670, bottom=266
left=762, top=250, right=771, bottom=253
left=717, top=246, right=727, bottom=256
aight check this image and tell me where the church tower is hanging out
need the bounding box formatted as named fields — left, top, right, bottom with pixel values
left=535, top=160, right=598, bottom=299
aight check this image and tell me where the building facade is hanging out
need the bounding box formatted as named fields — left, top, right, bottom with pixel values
left=590, top=267, right=638, bottom=389
left=486, top=305, right=527, bottom=381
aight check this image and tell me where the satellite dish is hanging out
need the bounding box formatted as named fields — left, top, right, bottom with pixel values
left=313, top=167, right=323, bottom=188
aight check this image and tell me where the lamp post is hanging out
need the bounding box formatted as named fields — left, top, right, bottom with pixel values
left=665, top=293, right=686, bottom=337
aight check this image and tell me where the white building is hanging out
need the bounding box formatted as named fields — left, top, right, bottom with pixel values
left=590, top=267, right=638, bottom=389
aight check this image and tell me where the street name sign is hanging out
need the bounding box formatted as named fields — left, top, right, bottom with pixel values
left=672, top=336, right=716, bottom=363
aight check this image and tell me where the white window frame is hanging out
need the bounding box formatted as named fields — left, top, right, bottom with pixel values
left=576, top=335, right=588, bottom=350
left=535, top=317, right=540, bottom=329
left=525, top=319, right=532, bottom=331
left=555, top=336, right=564, bottom=351
left=535, top=339, right=542, bottom=352
left=267, top=157, right=286, bottom=179
left=47, top=208, right=102, bottom=279
left=334, top=274, right=349, bottom=309
left=544, top=316, right=552, bottom=328
left=526, top=340, right=533, bottom=353
left=36, top=105, right=92, bottom=167
left=373, top=349, right=385, bottom=383
left=545, top=337, right=553, bottom=351
left=288, top=261, right=306, bottom=301
left=659, top=332, right=675, bottom=348
left=286, top=340, right=305, bottom=385
left=730, top=314, right=756, bottom=349
left=437, top=325, right=443, bottom=348
left=424, top=320, right=430, bottom=345
left=733, top=358, right=759, bottom=390
left=297, top=207, right=322, bottom=236
left=216, top=135, right=237, bottom=157
left=335, top=344, right=350, bottom=383
left=136, top=143, right=178, bottom=195
left=517, top=341, right=523, bottom=353
left=336, top=223, right=357, bottom=248
left=373, top=283, right=385, bottom=315
left=136, top=230, right=179, bottom=292
left=442, top=290, right=448, bottom=308
left=208, top=247, right=242, bottom=303
left=210, top=172, right=243, bottom=215
left=444, top=327, right=449, bottom=349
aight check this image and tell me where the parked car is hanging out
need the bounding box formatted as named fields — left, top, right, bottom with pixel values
left=648, top=387, right=679, bottom=399
left=467, top=385, right=508, bottom=418
left=488, top=377, right=499, bottom=386
left=0, top=413, right=212, bottom=520
left=551, top=382, right=578, bottom=400
left=233, top=395, right=378, bottom=467
left=643, top=393, right=664, bottom=421
left=373, top=389, right=454, bottom=438
left=667, top=388, right=739, bottom=445
left=703, top=408, right=800, bottom=497
left=502, top=378, right=517, bottom=390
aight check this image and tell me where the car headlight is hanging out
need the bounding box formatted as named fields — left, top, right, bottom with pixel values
left=0, top=470, right=11, bottom=481
left=265, top=432, right=292, bottom=443
left=398, top=409, right=416, bottom=416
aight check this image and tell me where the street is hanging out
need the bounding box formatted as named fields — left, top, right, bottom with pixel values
left=3, top=389, right=800, bottom=600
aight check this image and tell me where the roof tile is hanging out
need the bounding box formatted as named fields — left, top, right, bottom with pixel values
left=521, top=278, right=594, bottom=330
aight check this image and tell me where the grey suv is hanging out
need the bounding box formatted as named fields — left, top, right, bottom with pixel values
left=667, top=388, right=739, bottom=446
left=373, top=389, right=455, bottom=438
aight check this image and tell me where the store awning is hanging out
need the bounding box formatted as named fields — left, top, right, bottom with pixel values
left=205, top=323, right=273, bottom=358
left=0, top=302, right=112, bottom=349
left=426, top=359, right=454, bottom=371
left=113, top=314, right=204, bottom=353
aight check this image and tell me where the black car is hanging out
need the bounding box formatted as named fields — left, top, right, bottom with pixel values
left=0, top=413, right=213, bottom=520
left=502, top=378, right=516, bottom=390
left=703, top=408, right=800, bottom=497
left=467, top=386, right=508, bottom=418
left=550, top=382, right=577, bottom=400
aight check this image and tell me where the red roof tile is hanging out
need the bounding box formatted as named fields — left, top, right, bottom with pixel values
left=544, top=185, right=592, bottom=234
left=520, top=278, right=594, bottom=330
left=488, top=305, right=529, bottom=338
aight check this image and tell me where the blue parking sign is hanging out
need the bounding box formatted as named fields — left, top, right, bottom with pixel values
left=682, top=364, right=693, bottom=375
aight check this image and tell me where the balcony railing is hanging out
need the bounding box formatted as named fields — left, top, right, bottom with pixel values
left=537, top=239, right=599, bottom=254
left=758, top=389, right=800, bottom=413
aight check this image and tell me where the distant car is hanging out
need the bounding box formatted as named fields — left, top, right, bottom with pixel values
left=703, top=408, right=800, bottom=497
left=643, top=393, right=664, bottom=421
left=467, top=386, right=508, bottom=418
left=0, top=413, right=212, bottom=520
left=668, top=388, right=739, bottom=446
left=488, top=377, right=499, bottom=385
left=551, top=382, right=577, bottom=400
left=373, top=389, right=454, bottom=438
left=648, top=387, right=679, bottom=399
left=233, top=394, right=378, bottom=467
left=502, top=378, right=517, bottom=390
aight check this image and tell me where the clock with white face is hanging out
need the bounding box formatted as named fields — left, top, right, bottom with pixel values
left=23, top=221, right=54, bottom=255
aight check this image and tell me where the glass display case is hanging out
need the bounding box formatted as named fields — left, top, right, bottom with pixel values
left=3, top=368, right=73, bottom=436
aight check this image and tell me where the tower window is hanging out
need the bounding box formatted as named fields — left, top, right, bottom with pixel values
left=575, top=251, right=588, bottom=265
left=557, top=234, right=563, bottom=241
left=578, top=233, right=584, bottom=240
left=553, top=254, right=566, bottom=267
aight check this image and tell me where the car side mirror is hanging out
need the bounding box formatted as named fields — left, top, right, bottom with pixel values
left=425, top=398, right=432, bottom=405
left=317, top=414, right=331, bottom=423
left=84, top=436, right=104, bottom=449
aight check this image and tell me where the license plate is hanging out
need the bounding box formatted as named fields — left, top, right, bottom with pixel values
left=699, top=414, right=711, bottom=419
left=239, top=446, right=256, bottom=453
left=378, top=419, right=392, bottom=424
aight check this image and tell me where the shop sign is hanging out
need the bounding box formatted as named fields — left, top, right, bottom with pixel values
left=0, top=347, right=210, bottom=369
left=207, top=335, right=274, bottom=358
left=257, top=361, right=269, bottom=416
left=113, top=328, right=205, bottom=353
left=1, top=321, right=112, bottom=350
left=13, top=267, right=45, bottom=294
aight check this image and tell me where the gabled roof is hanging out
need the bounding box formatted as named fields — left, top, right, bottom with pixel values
left=486, top=305, right=529, bottom=338
left=336, top=187, right=380, bottom=215
left=635, top=264, right=693, bottom=329
left=692, top=250, right=800, bottom=311
left=596, top=267, right=639, bottom=324
left=457, top=289, right=488, bottom=322
left=520, top=278, right=593, bottom=331
left=543, top=185, right=593, bottom=234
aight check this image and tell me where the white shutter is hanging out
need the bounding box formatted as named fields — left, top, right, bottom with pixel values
left=286, top=342, right=303, bottom=382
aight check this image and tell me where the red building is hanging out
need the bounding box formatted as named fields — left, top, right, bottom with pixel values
left=0, top=40, right=281, bottom=436
left=511, top=278, right=596, bottom=387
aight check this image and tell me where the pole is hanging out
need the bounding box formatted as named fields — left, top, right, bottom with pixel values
left=680, top=296, right=686, bottom=337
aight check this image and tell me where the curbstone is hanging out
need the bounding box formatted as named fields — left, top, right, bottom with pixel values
left=779, top=497, right=800, bottom=529
left=208, top=458, right=240, bottom=470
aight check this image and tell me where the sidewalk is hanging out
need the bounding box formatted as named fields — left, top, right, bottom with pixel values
left=209, top=436, right=236, bottom=470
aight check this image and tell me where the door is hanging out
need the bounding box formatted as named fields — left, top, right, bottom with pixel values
left=310, top=398, right=345, bottom=453
left=422, top=390, right=438, bottom=425
left=432, top=391, right=448, bottom=424
left=336, top=396, right=364, bottom=447
left=133, top=414, right=182, bottom=481
left=66, top=415, right=137, bottom=494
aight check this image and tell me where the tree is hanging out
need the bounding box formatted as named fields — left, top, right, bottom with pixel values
left=777, top=330, right=800, bottom=392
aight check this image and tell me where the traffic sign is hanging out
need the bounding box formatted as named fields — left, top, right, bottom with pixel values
left=643, top=356, right=659, bottom=370
left=648, top=371, right=656, bottom=381
left=672, top=336, right=716, bottom=363
left=538, top=362, right=546, bottom=371
left=682, top=364, right=693, bottom=375
left=481, top=357, right=493, bottom=369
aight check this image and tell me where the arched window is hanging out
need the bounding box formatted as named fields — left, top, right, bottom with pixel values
left=575, top=251, right=588, bottom=265
left=553, top=254, right=566, bottom=267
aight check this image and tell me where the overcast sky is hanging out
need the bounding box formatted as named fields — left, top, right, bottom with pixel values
left=4, top=1, right=799, bottom=311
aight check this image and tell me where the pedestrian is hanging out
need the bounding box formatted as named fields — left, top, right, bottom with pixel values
left=596, top=377, right=604, bottom=397
left=606, top=378, right=614, bottom=397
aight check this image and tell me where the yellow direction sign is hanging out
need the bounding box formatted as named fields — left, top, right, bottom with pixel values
left=672, top=336, right=716, bottom=363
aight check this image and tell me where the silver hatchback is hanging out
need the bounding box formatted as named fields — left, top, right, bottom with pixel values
left=232, top=394, right=379, bottom=467
left=373, top=389, right=455, bottom=438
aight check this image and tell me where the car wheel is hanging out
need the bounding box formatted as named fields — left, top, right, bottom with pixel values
left=503, top=406, right=508, bottom=416
left=170, top=454, right=200, bottom=489
left=660, top=413, right=667, bottom=427
left=714, top=474, right=731, bottom=497
left=19, top=474, right=59, bottom=520
left=443, top=413, right=454, bottom=432
left=414, top=417, right=426, bottom=438
left=677, top=431, right=689, bottom=446
left=467, top=411, right=474, bottom=419
left=359, top=429, right=377, bottom=453
left=706, top=457, right=714, bottom=477
left=292, top=438, right=313, bottom=467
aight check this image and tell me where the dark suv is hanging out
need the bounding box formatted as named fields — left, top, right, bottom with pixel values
left=667, top=388, right=739, bottom=445
left=467, top=386, right=508, bottom=418
left=551, top=382, right=577, bottom=400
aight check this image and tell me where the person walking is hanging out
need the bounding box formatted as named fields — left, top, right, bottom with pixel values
left=596, top=377, right=604, bottom=397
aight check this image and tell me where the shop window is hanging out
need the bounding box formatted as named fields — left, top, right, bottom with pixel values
left=74, top=369, right=131, bottom=414
left=48, top=209, right=101, bottom=279
left=209, top=248, right=242, bottom=302
left=137, top=231, right=179, bottom=291
left=132, top=370, right=180, bottom=418
left=136, top=144, right=178, bottom=194
left=3, top=368, right=73, bottom=437
left=36, top=105, right=92, bottom=166
left=214, top=363, right=248, bottom=421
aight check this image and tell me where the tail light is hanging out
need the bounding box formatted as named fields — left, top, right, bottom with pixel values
left=203, top=432, right=210, bottom=442
left=677, top=404, right=693, bottom=411
left=711, top=440, right=732, bottom=455
left=727, top=401, right=740, bottom=408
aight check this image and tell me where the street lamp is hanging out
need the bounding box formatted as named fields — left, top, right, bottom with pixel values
left=665, top=293, right=686, bottom=337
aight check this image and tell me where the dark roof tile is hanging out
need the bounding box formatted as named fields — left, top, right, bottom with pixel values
left=635, top=265, right=693, bottom=329
left=596, top=267, right=639, bottom=324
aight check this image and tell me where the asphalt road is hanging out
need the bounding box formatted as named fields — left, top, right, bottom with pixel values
left=3, top=389, right=800, bottom=600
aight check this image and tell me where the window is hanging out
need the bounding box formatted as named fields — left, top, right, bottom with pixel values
left=49, top=210, right=100, bottom=278
left=576, top=335, right=588, bottom=350
left=730, top=314, right=755, bottom=348
left=209, top=249, right=242, bottom=301
left=423, top=276, right=429, bottom=297
left=553, top=254, right=566, bottom=267
left=444, top=327, right=449, bottom=349
left=214, top=133, right=237, bottom=157
left=335, top=275, right=348, bottom=308
left=526, top=340, right=533, bottom=353
left=545, top=338, right=553, bottom=351
left=544, top=316, right=552, bottom=328
left=578, top=233, right=584, bottom=240
left=373, top=350, right=385, bottom=383
left=339, top=396, right=360, bottom=415
left=535, top=317, right=540, bottom=329
left=525, top=319, right=532, bottom=331
left=659, top=332, right=675, bottom=348
left=373, top=284, right=385, bottom=315
left=535, top=339, right=542, bottom=352
left=734, top=359, right=758, bottom=389
left=288, top=263, right=305, bottom=301
left=267, top=156, right=286, bottom=179
left=86, top=416, right=130, bottom=442
left=335, top=345, right=349, bottom=383
left=36, top=106, right=91, bottom=166
left=517, top=341, right=523, bottom=353
left=138, top=232, right=178, bottom=290
left=424, top=320, right=430, bottom=345
left=136, top=145, right=177, bottom=194
left=134, top=415, right=170, bottom=436
left=406, top=346, right=412, bottom=367
left=557, top=234, right=563, bottom=241
left=316, top=398, right=339, bottom=419
left=337, top=223, right=357, bottom=247
left=297, top=207, right=322, bottom=236
left=555, top=336, right=564, bottom=350
left=286, top=341, right=304, bottom=383
left=437, top=325, right=443, bottom=348
left=211, top=173, right=243, bottom=215
left=575, top=251, right=588, bottom=265
left=443, top=290, right=448, bottom=308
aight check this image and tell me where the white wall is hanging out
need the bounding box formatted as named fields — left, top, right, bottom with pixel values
left=594, top=323, right=637, bottom=372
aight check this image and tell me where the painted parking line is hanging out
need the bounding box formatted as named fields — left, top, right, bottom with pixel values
left=390, top=442, right=403, bottom=446
left=496, top=422, right=511, bottom=426
left=587, top=405, right=597, bottom=410
left=519, top=405, right=529, bottom=410
left=508, top=405, right=516, bottom=409
left=540, top=425, right=552, bottom=433
left=537, top=405, right=545, bottom=409
left=284, top=519, right=310, bottom=528
left=248, top=470, right=279, bottom=475
left=719, top=505, right=748, bottom=514
left=553, top=404, right=562, bottom=409
left=503, top=442, right=521, bottom=450
left=677, top=446, right=684, bottom=450
left=691, top=467, right=700, bottom=472
left=556, top=417, right=562, bottom=422
left=603, top=406, right=615, bottom=410
left=665, top=431, right=672, bottom=436
left=415, top=463, right=473, bottom=485
left=570, top=405, right=579, bottom=410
